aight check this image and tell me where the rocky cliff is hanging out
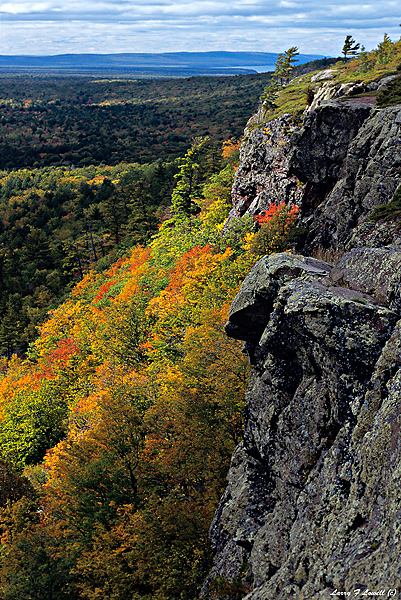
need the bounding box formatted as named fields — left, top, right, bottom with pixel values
left=205, top=84, right=401, bottom=597
left=230, top=78, right=401, bottom=253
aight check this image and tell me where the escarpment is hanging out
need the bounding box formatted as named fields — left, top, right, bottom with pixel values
left=230, top=114, right=303, bottom=219
left=205, top=85, right=401, bottom=597
left=206, top=248, right=401, bottom=598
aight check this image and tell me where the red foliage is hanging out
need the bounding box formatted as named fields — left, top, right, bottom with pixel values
left=94, top=279, right=117, bottom=303
left=40, top=337, right=80, bottom=379
left=254, top=201, right=299, bottom=225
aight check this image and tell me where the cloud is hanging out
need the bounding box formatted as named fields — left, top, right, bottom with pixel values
left=0, top=0, right=399, bottom=55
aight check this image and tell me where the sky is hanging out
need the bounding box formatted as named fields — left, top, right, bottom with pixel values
left=0, top=0, right=400, bottom=57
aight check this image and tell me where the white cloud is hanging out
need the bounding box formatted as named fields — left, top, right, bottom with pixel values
left=0, top=2, right=57, bottom=14
left=0, top=0, right=399, bottom=55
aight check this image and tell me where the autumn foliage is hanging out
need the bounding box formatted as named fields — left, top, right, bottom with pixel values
left=251, top=201, right=300, bottom=255
left=0, top=141, right=301, bottom=599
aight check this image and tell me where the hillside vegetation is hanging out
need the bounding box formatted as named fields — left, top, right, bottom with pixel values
left=0, top=34, right=400, bottom=599
left=256, top=34, right=401, bottom=123
left=0, top=134, right=306, bottom=599
left=0, top=159, right=179, bottom=355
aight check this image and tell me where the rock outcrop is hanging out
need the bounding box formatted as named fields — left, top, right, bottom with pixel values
left=230, top=83, right=401, bottom=253
left=229, top=115, right=303, bottom=220
left=295, top=104, right=401, bottom=251
left=205, top=78, right=401, bottom=598
left=206, top=248, right=401, bottom=598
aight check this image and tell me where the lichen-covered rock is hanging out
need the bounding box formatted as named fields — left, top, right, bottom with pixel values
left=229, top=115, right=303, bottom=220
left=310, top=70, right=338, bottom=83
left=329, top=246, right=401, bottom=310
left=304, top=105, right=401, bottom=251
left=307, top=81, right=369, bottom=112
left=205, top=249, right=401, bottom=598
left=290, top=101, right=371, bottom=184
left=347, top=219, right=401, bottom=250
left=225, top=253, right=332, bottom=342
left=202, top=443, right=261, bottom=593
left=307, top=77, right=397, bottom=112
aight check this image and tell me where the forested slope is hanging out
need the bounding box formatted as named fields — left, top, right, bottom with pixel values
left=0, top=159, right=178, bottom=355
left=0, top=132, right=305, bottom=598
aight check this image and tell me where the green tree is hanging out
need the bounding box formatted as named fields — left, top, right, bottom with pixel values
left=375, top=33, right=394, bottom=65
left=342, top=35, right=360, bottom=60
left=97, top=178, right=129, bottom=245
left=171, top=138, right=209, bottom=218
left=358, top=45, right=372, bottom=73
left=0, top=457, right=34, bottom=506
left=61, top=240, right=85, bottom=280
left=259, top=82, right=279, bottom=116
left=126, top=181, right=158, bottom=245
left=273, top=52, right=285, bottom=85
left=273, top=47, right=299, bottom=86
left=22, top=227, right=54, bottom=272
left=0, top=294, right=28, bottom=357
left=0, top=497, right=76, bottom=600
left=0, top=380, right=68, bottom=468
left=282, top=46, right=299, bottom=82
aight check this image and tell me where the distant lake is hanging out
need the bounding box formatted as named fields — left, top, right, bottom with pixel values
left=231, top=65, right=275, bottom=73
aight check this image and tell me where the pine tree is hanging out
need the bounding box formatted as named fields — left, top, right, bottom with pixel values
left=282, top=46, right=299, bottom=83
left=259, top=82, right=279, bottom=116
left=273, top=47, right=299, bottom=86
left=342, top=35, right=360, bottom=60
left=273, top=53, right=285, bottom=85
left=375, top=33, right=394, bottom=65
left=170, top=137, right=208, bottom=218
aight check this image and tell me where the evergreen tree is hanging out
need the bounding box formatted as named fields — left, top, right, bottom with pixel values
left=273, top=52, right=286, bottom=85
left=170, top=137, right=208, bottom=218
left=375, top=33, right=394, bottom=65
left=97, top=179, right=128, bottom=245
left=259, top=82, right=279, bottom=116
left=342, top=35, right=360, bottom=60
left=0, top=294, right=28, bottom=357
left=282, top=46, right=299, bottom=83
left=273, top=47, right=299, bottom=86
left=127, top=181, right=158, bottom=245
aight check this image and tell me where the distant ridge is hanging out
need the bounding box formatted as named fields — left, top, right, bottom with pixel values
left=0, top=51, right=325, bottom=77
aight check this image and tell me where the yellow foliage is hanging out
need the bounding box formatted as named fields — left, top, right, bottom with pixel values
left=199, top=197, right=231, bottom=232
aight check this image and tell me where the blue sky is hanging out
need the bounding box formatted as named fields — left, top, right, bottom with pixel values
left=0, top=0, right=400, bottom=56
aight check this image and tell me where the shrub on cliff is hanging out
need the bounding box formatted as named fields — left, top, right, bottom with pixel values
left=369, top=184, right=401, bottom=222
left=249, top=202, right=301, bottom=255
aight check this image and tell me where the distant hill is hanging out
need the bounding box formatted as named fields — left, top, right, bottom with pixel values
left=0, top=51, right=325, bottom=77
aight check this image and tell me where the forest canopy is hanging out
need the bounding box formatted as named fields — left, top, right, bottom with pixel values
left=0, top=73, right=271, bottom=170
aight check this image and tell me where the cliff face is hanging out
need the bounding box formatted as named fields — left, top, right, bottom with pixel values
left=207, top=249, right=401, bottom=598
left=206, top=90, right=401, bottom=597
left=230, top=114, right=303, bottom=219
left=231, top=86, right=401, bottom=252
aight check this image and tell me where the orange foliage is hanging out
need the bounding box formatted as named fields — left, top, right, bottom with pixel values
left=254, top=201, right=300, bottom=226
left=0, top=143, right=262, bottom=599
left=0, top=356, right=43, bottom=417
left=39, top=338, right=80, bottom=379
left=94, top=279, right=117, bottom=303
left=222, top=138, right=241, bottom=159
